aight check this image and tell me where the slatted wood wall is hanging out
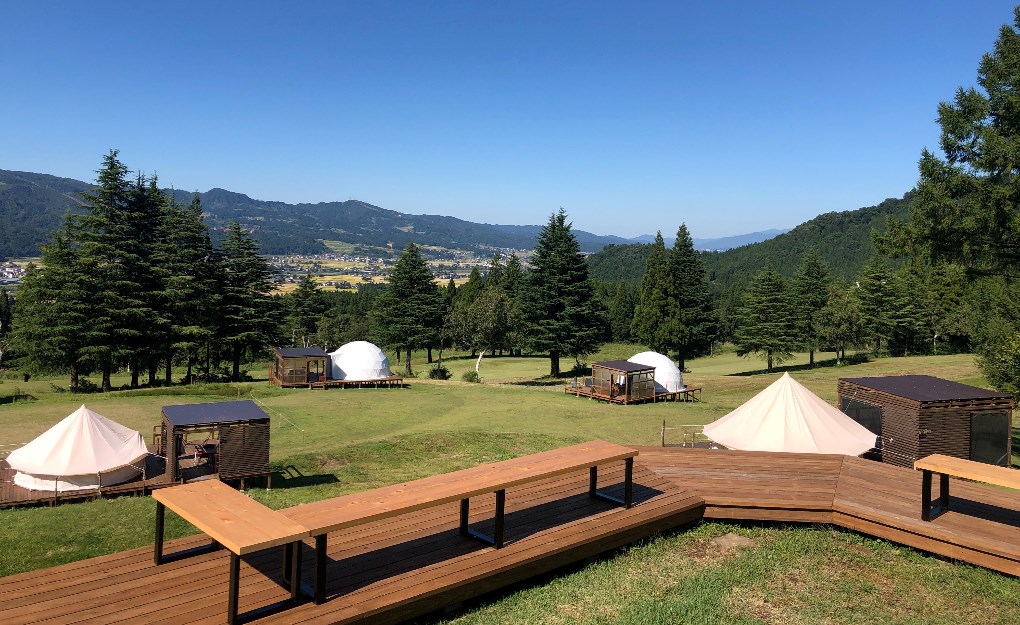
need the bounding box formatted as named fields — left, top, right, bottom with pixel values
left=218, top=421, right=271, bottom=480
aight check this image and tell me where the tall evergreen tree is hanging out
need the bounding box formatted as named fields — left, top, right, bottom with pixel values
left=791, top=248, right=830, bottom=366
left=522, top=209, right=603, bottom=375
left=857, top=255, right=897, bottom=353
left=734, top=264, right=797, bottom=371
left=12, top=224, right=92, bottom=389
left=668, top=224, right=716, bottom=368
left=0, top=287, right=12, bottom=339
left=218, top=221, right=280, bottom=381
left=160, top=192, right=219, bottom=384
left=372, top=243, right=445, bottom=375
left=632, top=232, right=680, bottom=355
left=608, top=282, right=636, bottom=342
left=285, top=274, right=324, bottom=347
left=814, top=280, right=865, bottom=363
left=923, top=262, right=972, bottom=354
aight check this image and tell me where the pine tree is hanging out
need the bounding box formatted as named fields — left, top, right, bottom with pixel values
left=372, top=243, right=445, bottom=375
left=608, top=282, right=636, bottom=342
left=668, top=224, right=716, bottom=368
left=218, top=221, right=281, bottom=381
left=857, top=255, right=897, bottom=353
left=522, top=209, right=604, bottom=376
left=0, top=287, right=12, bottom=339
left=791, top=248, right=830, bottom=366
left=922, top=262, right=972, bottom=354
left=888, top=267, right=926, bottom=356
left=734, top=264, right=797, bottom=371
left=814, top=281, right=865, bottom=363
left=631, top=232, right=680, bottom=355
left=285, top=274, right=324, bottom=347
left=160, top=193, right=219, bottom=384
left=12, top=224, right=92, bottom=389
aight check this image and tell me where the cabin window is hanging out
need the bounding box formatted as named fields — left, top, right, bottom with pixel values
left=970, top=411, right=1010, bottom=466
left=840, top=397, right=882, bottom=436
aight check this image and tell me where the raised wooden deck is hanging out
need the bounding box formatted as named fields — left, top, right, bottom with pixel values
left=635, top=447, right=1020, bottom=576
left=0, top=456, right=173, bottom=509
left=0, top=462, right=703, bottom=625
left=6, top=446, right=1020, bottom=625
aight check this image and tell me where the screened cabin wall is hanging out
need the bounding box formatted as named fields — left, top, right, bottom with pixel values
left=270, top=347, right=328, bottom=387
left=159, top=401, right=272, bottom=484
left=589, top=361, right=656, bottom=405
left=838, top=376, right=1013, bottom=468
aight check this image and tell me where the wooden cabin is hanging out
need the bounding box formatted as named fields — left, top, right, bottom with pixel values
left=158, top=400, right=271, bottom=487
left=838, top=375, right=1014, bottom=468
left=580, top=360, right=657, bottom=405
left=270, top=346, right=328, bottom=387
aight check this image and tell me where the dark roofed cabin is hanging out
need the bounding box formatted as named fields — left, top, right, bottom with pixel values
left=159, top=400, right=272, bottom=487
left=270, top=346, right=328, bottom=387
left=584, top=360, right=657, bottom=404
left=838, top=375, right=1014, bottom=468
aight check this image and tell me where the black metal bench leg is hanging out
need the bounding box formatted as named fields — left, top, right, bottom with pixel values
left=289, top=541, right=302, bottom=601
left=921, top=469, right=932, bottom=521
left=227, top=553, right=240, bottom=625
left=494, top=489, right=505, bottom=549
left=459, top=498, right=470, bottom=535
left=589, top=466, right=598, bottom=497
left=624, top=457, right=633, bottom=508
left=940, top=473, right=950, bottom=514
left=154, top=501, right=165, bottom=565
left=315, top=534, right=326, bottom=605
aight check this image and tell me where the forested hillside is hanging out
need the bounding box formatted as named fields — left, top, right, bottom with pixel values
left=587, top=193, right=913, bottom=293
left=0, top=169, right=630, bottom=258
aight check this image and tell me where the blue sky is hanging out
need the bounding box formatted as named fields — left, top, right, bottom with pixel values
left=2, top=1, right=1017, bottom=239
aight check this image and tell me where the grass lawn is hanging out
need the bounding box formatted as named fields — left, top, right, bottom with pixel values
left=2, top=347, right=1019, bottom=623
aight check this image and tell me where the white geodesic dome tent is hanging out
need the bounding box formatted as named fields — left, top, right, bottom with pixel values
left=6, top=405, right=150, bottom=492
left=627, top=351, right=684, bottom=393
left=329, top=341, right=394, bottom=380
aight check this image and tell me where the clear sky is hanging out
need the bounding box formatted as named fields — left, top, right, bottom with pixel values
left=1, top=1, right=1017, bottom=238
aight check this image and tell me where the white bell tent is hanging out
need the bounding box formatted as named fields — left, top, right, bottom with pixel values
left=7, top=404, right=150, bottom=492
left=702, top=373, right=877, bottom=455
left=329, top=341, right=394, bottom=380
left=627, top=351, right=684, bottom=393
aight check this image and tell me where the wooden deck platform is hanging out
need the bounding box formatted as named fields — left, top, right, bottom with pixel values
left=0, top=462, right=703, bottom=625
left=564, top=385, right=701, bottom=404
left=7, top=446, right=1020, bottom=625
left=308, top=376, right=405, bottom=390
left=0, top=456, right=173, bottom=509
left=635, top=447, right=1020, bottom=576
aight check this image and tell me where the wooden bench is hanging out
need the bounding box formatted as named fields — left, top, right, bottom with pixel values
left=152, top=480, right=311, bottom=625
left=279, top=439, right=638, bottom=604
left=914, top=454, right=1020, bottom=521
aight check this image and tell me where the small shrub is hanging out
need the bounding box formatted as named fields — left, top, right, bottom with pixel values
left=73, top=378, right=101, bottom=394
left=462, top=370, right=482, bottom=383
left=428, top=365, right=452, bottom=380
left=48, top=383, right=68, bottom=393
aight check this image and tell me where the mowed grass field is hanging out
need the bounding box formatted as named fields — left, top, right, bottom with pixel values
left=2, top=347, right=1019, bottom=623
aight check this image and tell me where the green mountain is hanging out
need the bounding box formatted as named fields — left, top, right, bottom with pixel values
left=587, top=193, right=914, bottom=292
left=0, top=169, right=633, bottom=258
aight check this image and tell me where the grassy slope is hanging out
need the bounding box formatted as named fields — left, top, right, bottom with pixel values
left=1, top=348, right=1018, bottom=623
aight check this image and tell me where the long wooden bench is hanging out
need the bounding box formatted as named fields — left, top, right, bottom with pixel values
left=152, top=479, right=310, bottom=625
left=279, top=439, right=638, bottom=605
left=914, top=454, right=1020, bottom=521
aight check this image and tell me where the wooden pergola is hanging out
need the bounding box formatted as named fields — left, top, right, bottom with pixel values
left=270, top=346, right=328, bottom=387
left=587, top=360, right=656, bottom=404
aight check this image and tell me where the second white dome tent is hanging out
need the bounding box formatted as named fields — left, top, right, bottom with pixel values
left=329, top=341, right=394, bottom=381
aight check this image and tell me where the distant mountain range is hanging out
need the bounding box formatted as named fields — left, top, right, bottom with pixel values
left=0, top=168, right=786, bottom=259
left=629, top=229, right=792, bottom=251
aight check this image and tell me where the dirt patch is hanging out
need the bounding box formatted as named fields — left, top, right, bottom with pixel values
left=318, top=457, right=347, bottom=471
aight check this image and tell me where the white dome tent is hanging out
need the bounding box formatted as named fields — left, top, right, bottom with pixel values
left=702, top=373, right=877, bottom=456
left=329, top=341, right=394, bottom=380
left=627, top=351, right=684, bottom=393
left=7, top=405, right=150, bottom=492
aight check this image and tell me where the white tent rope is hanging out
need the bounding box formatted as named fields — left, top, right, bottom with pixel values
left=247, top=393, right=306, bottom=442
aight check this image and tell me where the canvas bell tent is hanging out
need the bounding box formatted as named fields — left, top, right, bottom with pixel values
left=329, top=341, right=394, bottom=380
left=703, top=373, right=877, bottom=456
left=628, top=351, right=684, bottom=393
left=7, top=405, right=150, bottom=492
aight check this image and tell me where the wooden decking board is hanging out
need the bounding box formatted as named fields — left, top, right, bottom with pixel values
left=639, top=447, right=1020, bottom=573
left=1, top=462, right=701, bottom=625
left=10, top=446, right=1020, bottom=625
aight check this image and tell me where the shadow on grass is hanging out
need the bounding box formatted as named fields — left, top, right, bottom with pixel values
left=728, top=353, right=870, bottom=377
left=269, top=465, right=340, bottom=490
left=0, top=393, right=36, bottom=405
